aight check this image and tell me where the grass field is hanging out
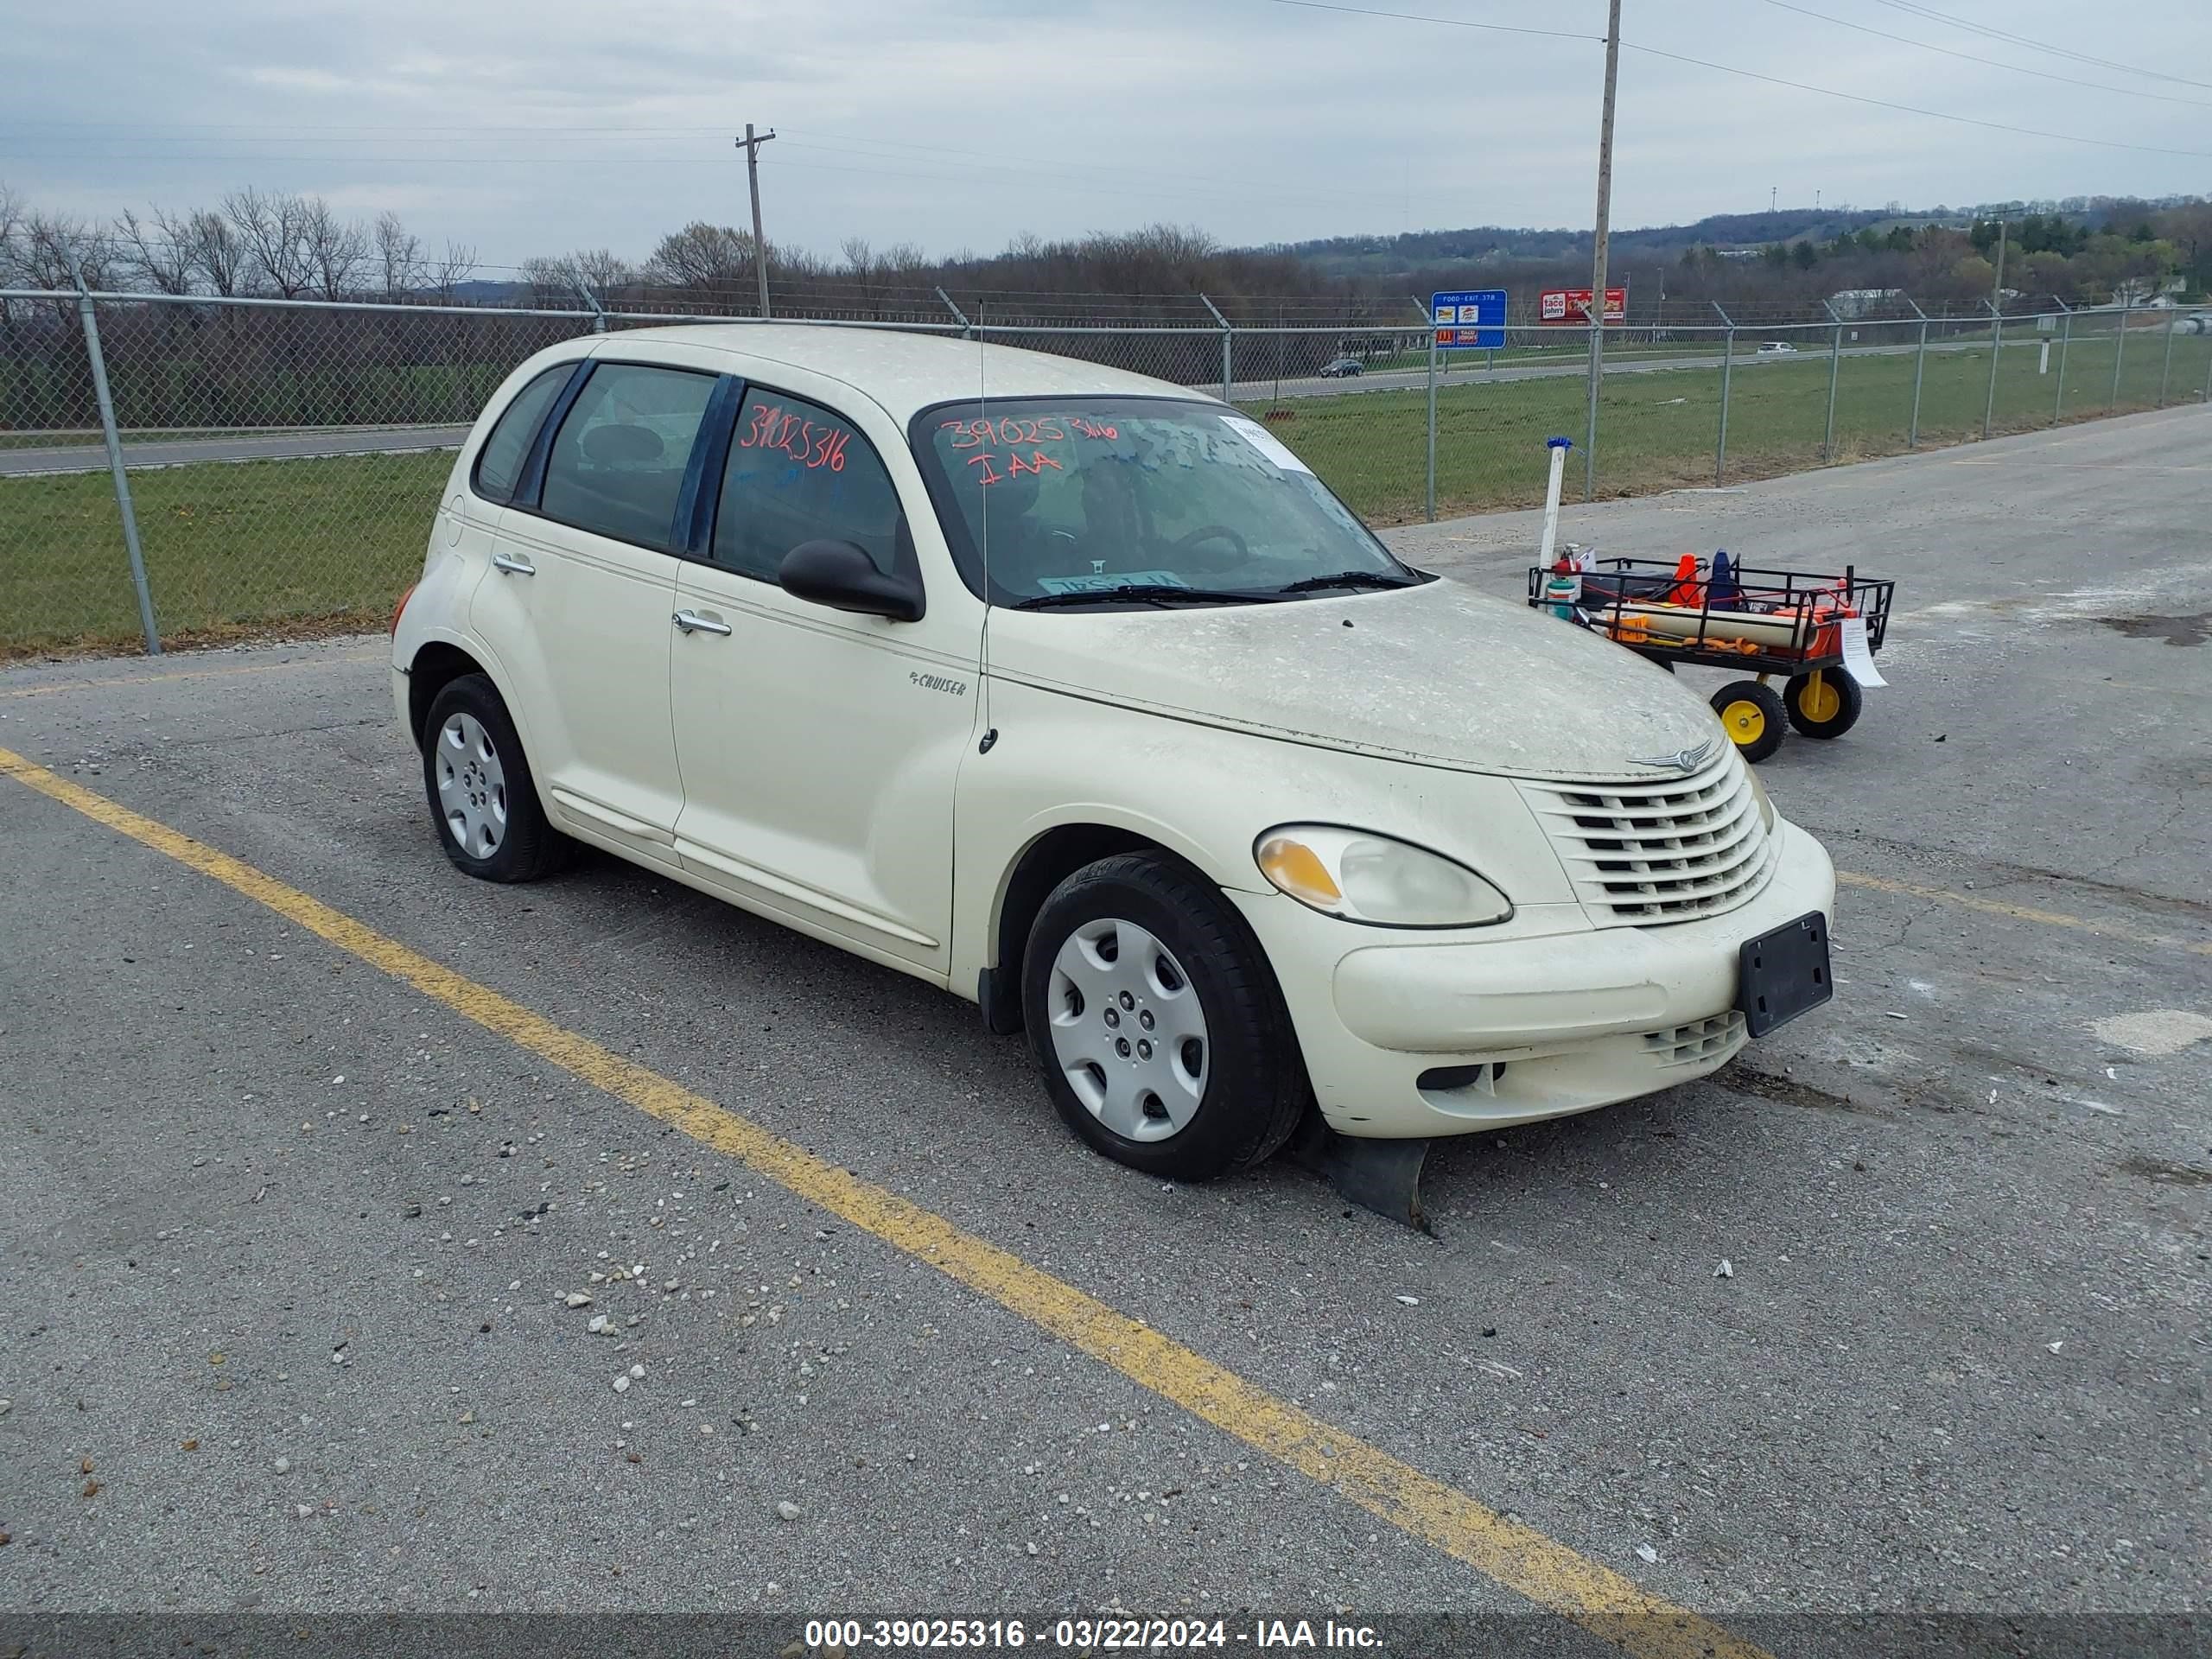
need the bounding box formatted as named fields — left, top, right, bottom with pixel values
left=3, top=327, right=2207, bottom=658
left=3, top=451, right=447, bottom=658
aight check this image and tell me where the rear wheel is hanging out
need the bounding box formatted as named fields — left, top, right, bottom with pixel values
left=420, top=674, right=574, bottom=882
left=1711, top=680, right=1786, bottom=763
left=1021, top=852, right=1307, bottom=1182
left=1783, top=669, right=1863, bottom=739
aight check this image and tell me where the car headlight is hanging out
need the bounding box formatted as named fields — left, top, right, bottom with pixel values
left=1254, top=825, right=1512, bottom=927
left=1745, top=767, right=1777, bottom=834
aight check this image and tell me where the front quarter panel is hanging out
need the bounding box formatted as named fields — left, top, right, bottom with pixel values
left=950, top=677, right=1580, bottom=999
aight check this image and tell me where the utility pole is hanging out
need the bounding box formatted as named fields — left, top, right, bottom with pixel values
left=1582, top=0, right=1622, bottom=502
left=1990, top=216, right=2008, bottom=308
left=735, top=123, right=777, bottom=317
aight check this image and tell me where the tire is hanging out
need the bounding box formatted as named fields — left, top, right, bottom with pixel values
left=420, top=673, right=574, bottom=883
left=1711, top=680, right=1786, bottom=764
left=1783, top=669, right=1864, bottom=739
left=1020, top=852, right=1309, bottom=1182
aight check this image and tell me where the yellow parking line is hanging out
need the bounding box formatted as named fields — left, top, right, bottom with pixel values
left=0, top=741, right=1765, bottom=1659
left=0, top=651, right=383, bottom=701
left=1836, top=869, right=2212, bottom=957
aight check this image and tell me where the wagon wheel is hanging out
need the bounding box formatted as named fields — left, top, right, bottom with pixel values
left=1711, top=680, right=1786, bottom=763
left=1783, top=669, right=1864, bottom=739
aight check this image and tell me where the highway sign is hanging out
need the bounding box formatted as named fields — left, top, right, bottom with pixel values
left=1431, top=289, right=1507, bottom=351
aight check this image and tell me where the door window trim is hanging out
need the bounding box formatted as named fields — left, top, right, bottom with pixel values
left=696, top=378, right=922, bottom=594
left=507, top=358, right=734, bottom=556
left=468, top=357, right=591, bottom=507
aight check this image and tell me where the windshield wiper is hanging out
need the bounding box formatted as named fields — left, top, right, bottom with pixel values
left=1009, top=584, right=1273, bottom=611
left=1274, top=569, right=1417, bottom=595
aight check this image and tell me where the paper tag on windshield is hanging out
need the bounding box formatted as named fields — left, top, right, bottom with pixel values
left=1034, top=570, right=1189, bottom=594
left=1219, top=414, right=1313, bottom=474
left=1839, top=615, right=1887, bottom=686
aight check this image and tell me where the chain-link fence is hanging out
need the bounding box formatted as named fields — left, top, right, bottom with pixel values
left=3, top=286, right=2207, bottom=658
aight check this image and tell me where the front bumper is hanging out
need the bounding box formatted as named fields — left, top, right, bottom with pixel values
left=1235, top=820, right=1836, bottom=1138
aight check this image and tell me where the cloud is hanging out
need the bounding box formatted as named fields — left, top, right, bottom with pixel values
left=4, top=0, right=2208, bottom=271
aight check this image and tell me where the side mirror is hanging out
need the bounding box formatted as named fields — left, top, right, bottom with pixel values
left=777, top=538, right=925, bottom=622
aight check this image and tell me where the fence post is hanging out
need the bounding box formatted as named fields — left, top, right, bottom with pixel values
left=571, top=271, right=607, bottom=334
left=1981, top=299, right=2004, bottom=441
left=2052, top=302, right=2071, bottom=424
left=2203, top=325, right=2211, bottom=403
left=1903, top=295, right=1929, bottom=449
left=1712, top=300, right=1734, bottom=486
left=1821, top=301, right=1843, bottom=463
left=2108, top=295, right=2130, bottom=410
left=2158, top=307, right=2177, bottom=407
left=934, top=286, right=972, bottom=339
left=1425, top=315, right=1439, bottom=524
left=67, top=260, right=161, bottom=655
left=1198, top=293, right=1233, bottom=405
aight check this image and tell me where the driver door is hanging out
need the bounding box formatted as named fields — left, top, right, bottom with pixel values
left=669, top=376, right=981, bottom=976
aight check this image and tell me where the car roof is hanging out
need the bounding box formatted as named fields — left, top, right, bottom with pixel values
left=597, top=322, right=1214, bottom=423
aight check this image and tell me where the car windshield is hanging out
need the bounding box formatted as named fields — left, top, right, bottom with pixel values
left=910, top=396, right=1421, bottom=607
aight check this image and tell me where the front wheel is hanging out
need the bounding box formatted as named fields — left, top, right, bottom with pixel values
left=1021, top=852, right=1308, bottom=1181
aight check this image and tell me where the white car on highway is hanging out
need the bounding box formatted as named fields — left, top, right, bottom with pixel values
left=1757, top=341, right=1799, bottom=355
left=390, top=327, right=1835, bottom=1202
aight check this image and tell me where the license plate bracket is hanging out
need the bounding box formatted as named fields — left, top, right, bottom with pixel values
left=1736, top=911, right=1832, bottom=1038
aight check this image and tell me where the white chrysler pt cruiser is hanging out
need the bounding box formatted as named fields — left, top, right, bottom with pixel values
left=391, top=326, right=1835, bottom=1217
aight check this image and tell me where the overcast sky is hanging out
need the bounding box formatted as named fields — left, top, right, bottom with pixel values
left=9, top=0, right=2212, bottom=274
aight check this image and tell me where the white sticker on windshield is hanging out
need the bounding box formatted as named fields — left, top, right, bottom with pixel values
left=1034, top=569, right=1190, bottom=594
left=1219, top=414, right=1314, bottom=474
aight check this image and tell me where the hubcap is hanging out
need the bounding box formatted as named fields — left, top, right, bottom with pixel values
left=1047, top=918, right=1209, bottom=1142
left=1722, top=699, right=1766, bottom=743
left=435, top=712, right=508, bottom=860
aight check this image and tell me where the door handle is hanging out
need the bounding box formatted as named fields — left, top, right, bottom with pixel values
left=672, top=609, right=733, bottom=636
left=491, top=551, right=536, bottom=576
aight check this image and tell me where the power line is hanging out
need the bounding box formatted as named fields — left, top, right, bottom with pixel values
left=1239, top=0, right=1597, bottom=41
left=1867, top=0, right=2212, bottom=94
left=1750, top=0, right=2212, bottom=110
left=1621, top=41, right=2212, bottom=159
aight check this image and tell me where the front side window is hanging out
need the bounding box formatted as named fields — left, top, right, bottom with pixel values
left=472, top=363, right=572, bottom=503
left=537, top=362, right=718, bottom=550
left=909, top=397, right=1418, bottom=608
left=711, top=387, right=905, bottom=582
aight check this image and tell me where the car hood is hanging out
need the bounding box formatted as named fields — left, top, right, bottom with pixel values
left=986, top=576, right=1723, bottom=784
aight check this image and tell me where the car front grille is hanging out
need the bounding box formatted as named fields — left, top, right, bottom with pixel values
left=1643, top=1012, right=1748, bottom=1067
left=1520, top=747, right=1777, bottom=925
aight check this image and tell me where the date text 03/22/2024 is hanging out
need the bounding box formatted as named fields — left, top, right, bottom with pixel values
left=801, top=1618, right=1384, bottom=1650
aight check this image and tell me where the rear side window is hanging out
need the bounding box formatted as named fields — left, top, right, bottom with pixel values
left=538, top=363, right=719, bottom=550
left=712, top=387, right=903, bottom=582
left=472, top=364, right=571, bottom=503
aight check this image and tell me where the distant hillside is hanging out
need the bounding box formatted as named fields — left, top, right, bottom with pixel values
left=1262, top=207, right=1934, bottom=279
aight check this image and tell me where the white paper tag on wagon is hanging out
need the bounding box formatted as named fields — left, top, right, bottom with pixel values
left=1839, top=615, right=1887, bottom=686
left=1220, top=414, right=1314, bottom=474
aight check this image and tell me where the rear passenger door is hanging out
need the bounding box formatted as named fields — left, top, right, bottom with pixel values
left=470, top=357, right=722, bottom=853
left=669, top=378, right=980, bottom=975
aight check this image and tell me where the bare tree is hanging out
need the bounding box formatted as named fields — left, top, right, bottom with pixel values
left=302, top=197, right=369, bottom=301
left=224, top=188, right=315, bottom=297
left=0, top=181, right=26, bottom=289
left=19, top=210, right=117, bottom=289
left=374, top=210, right=424, bottom=300
left=570, top=247, right=632, bottom=296
left=176, top=209, right=248, bottom=296
left=115, top=207, right=196, bottom=294
left=645, top=222, right=753, bottom=290
left=427, top=238, right=477, bottom=302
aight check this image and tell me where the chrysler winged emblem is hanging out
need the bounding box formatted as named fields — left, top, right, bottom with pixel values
left=1632, top=739, right=1715, bottom=774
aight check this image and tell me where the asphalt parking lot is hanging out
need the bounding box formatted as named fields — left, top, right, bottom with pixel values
left=1, top=407, right=2206, bottom=1656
